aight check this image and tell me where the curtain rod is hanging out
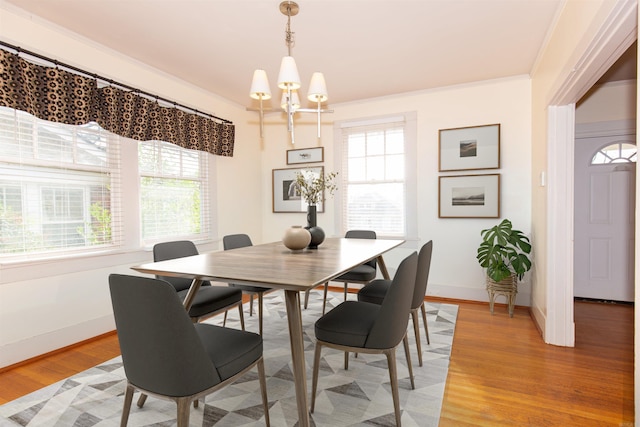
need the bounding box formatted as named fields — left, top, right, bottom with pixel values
left=0, top=40, right=232, bottom=124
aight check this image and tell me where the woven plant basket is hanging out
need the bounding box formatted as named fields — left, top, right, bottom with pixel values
left=486, top=274, right=518, bottom=317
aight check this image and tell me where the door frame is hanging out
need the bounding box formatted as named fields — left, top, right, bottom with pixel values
left=544, top=1, right=637, bottom=347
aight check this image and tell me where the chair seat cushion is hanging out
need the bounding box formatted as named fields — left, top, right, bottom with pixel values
left=357, top=279, right=391, bottom=305
left=177, top=286, right=242, bottom=318
left=334, top=264, right=376, bottom=283
left=315, top=301, right=380, bottom=348
left=195, top=324, right=263, bottom=381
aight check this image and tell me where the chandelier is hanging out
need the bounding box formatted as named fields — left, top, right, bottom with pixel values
left=248, top=1, right=332, bottom=143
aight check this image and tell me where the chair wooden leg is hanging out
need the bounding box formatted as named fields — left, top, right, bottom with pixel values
left=411, top=309, right=423, bottom=367
left=403, top=335, right=415, bottom=390
left=421, top=303, right=430, bottom=345
left=249, top=294, right=254, bottom=316
left=322, top=282, right=329, bottom=314
left=385, top=349, right=402, bottom=427
left=238, top=303, right=245, bottom=331
left=310, top=343, right=323, bottom=413
left=223, top=310, right=228, bottom=327
left=176, top=397, right=191, bottom=427
left=343, top=283, right=348, bottom=301
left=120, top=384, right=134, bottom=427
left=303, top=289, right=310, bottom=309
left=258, top=292, right=264, bottom=336
left=257, top=358, right=271, bottom=426
left=344, top=351, right=349, bottom=370
left=136, top=393, right=147, bottom=408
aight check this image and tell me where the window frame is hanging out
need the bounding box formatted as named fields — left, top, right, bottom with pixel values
left=333, top=112, right=418, bottom=240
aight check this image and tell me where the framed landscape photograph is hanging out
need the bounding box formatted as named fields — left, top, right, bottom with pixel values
left=286, top=147, right=324, bottom=165
left=439, top=123, right=500, bottom=171
left=272, top=166, right=324, bottom=213
left=439, top=174, right=500, bottom=218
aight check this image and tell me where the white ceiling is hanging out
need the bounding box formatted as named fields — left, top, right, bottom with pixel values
left=2, top=0, right=585, bottom=109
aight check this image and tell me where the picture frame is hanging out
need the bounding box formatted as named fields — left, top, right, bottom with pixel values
left=273, top=166, right=325, bottom=213
left=439, top=123, right=500, bottom=171
left=286, top=147, right=324, bottom=165
left=438, top=174, right=500, bottom=218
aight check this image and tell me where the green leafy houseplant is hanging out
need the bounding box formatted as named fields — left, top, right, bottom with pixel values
left=476, top=219, right=532, bottom=282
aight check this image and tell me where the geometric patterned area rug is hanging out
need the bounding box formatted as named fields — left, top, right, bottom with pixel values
left=0, top=289, right=458, bottom=427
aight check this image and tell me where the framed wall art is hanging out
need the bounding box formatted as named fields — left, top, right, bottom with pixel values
left=438, top=174, right=500, bottom=218
left=272, top=166, right=324, bottom=213
left=286, top=147, right=324, bottom=165
left=439, top=123, right=500, bottom=171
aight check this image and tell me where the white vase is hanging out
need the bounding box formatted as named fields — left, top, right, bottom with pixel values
left=282, top=226, right=311, bottom=251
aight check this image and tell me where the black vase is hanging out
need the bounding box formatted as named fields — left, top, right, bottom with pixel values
left=306, top=205, right=325, bottom=249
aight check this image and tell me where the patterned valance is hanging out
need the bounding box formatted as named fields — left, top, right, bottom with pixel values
left=0, top=48, right=234, bottom=157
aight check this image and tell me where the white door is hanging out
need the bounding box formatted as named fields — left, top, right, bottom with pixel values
left=574, top=134, right=636, bottom=302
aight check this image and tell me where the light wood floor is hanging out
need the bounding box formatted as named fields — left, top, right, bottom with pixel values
left=0, top=299, right=634, bottom=426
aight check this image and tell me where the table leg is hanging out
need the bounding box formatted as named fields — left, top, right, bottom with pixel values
left=377, top=255, right=391, bottom=280
left=284, top=289, right=310, bottom=427
left=182, top=278, right=203, bottom=311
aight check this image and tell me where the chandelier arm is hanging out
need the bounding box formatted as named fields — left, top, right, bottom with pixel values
left=259, top=96, right=265, bottom=138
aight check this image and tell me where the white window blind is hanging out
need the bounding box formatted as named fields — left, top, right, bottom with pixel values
left=0, top=106, right=122, bottom=258
left=138, top=140, right=210, bottom=243
left=340, top=119, right=408, bottom=237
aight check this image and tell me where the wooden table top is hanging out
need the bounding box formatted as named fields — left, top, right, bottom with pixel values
left=132, top=237, right=404, bottom=291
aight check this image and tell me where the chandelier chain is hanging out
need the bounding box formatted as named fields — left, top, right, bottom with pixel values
left=285, top=8, right=295, bottom=56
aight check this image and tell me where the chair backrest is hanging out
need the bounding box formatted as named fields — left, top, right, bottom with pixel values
left=108, top=274, right=221, bottom=396
left=365, top=251, right=418, bottom=349
left=223, top=233, right=253, bottom=250
left=153, top=240, right=204, bottom=292
left=412, top=241, right=433, bottom=310
left=345, top=230, right=377, bottom=269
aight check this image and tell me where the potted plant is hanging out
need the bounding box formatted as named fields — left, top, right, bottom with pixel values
left=295, top=170, right=338, bottom=208
left=476, top=219, right=532, bottom=317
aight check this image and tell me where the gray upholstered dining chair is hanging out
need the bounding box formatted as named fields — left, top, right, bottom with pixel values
left=304, top=230, right=377, bottom=314
left=358, top=240, right=433, bottom=366
left=108, top=274, right=270, bottom=427
left=153, top=240, right=245, bottom=328
left=310, top=252, right=418, bottom=427
left=223, top=234, right=272, bottom=336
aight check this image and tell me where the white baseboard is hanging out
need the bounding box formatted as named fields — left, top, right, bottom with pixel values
left=427, top=283, right=531, bottom=307
left=0, top=315, right=115, bottom=369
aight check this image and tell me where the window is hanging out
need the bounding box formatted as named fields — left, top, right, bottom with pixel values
left=335, top=113, right=417, bottom=238
left=0, top=107, right=121, bottom=257
left=591, top=142, right=637, bottom=164
left=0, top=106, right=213, bottom=260
left=138, top=140, right=210, bottom=243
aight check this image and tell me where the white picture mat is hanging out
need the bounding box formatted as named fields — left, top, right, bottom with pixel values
left=439, top=174, right=500, bottom=218
left=439, top=124, right=500, bottom=171
left=273, top=167, right=324, bottom=213
left=287, top=147, right=324, bottom=164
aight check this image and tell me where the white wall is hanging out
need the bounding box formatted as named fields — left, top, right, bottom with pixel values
left=259, top=77, right=533, bottom=304
left=0, top=3, right=261, bottom=368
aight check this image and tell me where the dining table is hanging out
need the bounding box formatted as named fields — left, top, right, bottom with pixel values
left=131, top=236, right=404, bottom=427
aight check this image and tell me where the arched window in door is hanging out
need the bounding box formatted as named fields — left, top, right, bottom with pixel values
left=591, top=142, right=637, bottom=164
